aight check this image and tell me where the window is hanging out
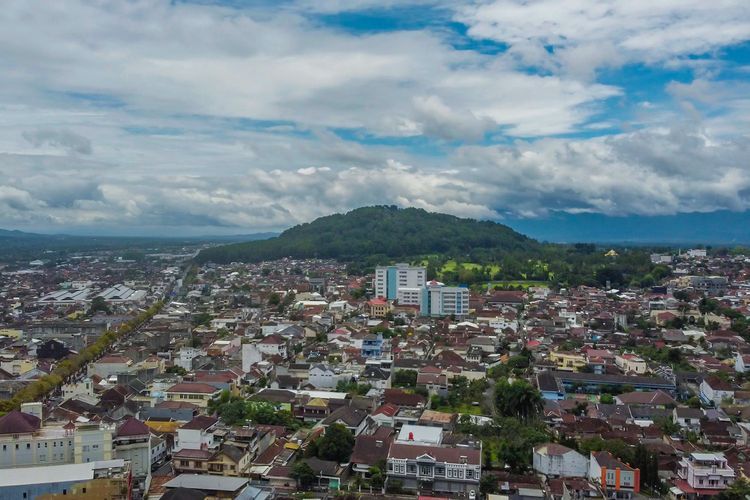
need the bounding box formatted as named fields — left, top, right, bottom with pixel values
left=420, top=465, right=432, bottom=476
left=26, top=443, right=30, bottom=449
left=466, top=469, right=474, bottom=479
left=435, top=466, right=445, bottom=476
left=407, top=464, right=417, bottom=474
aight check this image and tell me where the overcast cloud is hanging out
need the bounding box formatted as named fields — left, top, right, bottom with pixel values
left=0, top=0, right=749, bottom=234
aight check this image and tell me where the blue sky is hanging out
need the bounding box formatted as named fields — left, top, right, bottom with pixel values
left=0, top=0, right=749, bottom=239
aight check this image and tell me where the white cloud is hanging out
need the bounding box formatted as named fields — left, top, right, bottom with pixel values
left=458, top=0, right=750, bottom=75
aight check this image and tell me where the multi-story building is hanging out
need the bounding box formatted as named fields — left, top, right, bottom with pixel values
left=361, top=333, right=383, bottom=358
left=0, top=405, right=113, bottom=468
left=420, top=281, right=470, bottom=318
left=397, top=287, right=422, bottom=306
left=386, top=437, right=481, bottom=495
left=0, top=459, right=129, bottom=499
left=588, top=451, right=639, bottom=498
left=113, top=418, right=152, bottom=486
left=676, top=452, right=735, bottom=496
left=375, top=264, right=426, bottom=300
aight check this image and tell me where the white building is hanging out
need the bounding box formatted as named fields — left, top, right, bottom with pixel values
left=242, top=343, right=263, bottom=373
left=375, top=264, right=426, bottom=300
left=421, top=281, right=470, bottom=317
left=256, top=334, right=287, bottom=358
left=308, top=364, right=346, bottom=389
left=174, top=416, right=218, bottom=452
left=735, top=352, right=750, bottom=373
left=533, top=443, right=589, bottom=478
left=699, top=376, right=735, bottom=406
left=677, top=452, right=735, bottom=493
left=397, top=287, right=422, bottom=306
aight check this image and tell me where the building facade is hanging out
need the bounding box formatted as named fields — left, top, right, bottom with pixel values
left=420, top=281, right=470, bottom=317
left=375, top=264, right=426, bottom=300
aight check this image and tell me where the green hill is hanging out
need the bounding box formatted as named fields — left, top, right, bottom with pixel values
left=196, top=206, right=539, bottom=264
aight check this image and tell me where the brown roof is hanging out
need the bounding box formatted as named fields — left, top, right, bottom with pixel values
left=117, top=417, right=151, bottom=437
left=173, top=448, right=214, bottom=460
left=615, top=390, right=676, bottom=406
left=388, top=442, right=480, bottom=465
left=0, top=410, right=41, bottom=435
left=166, top=383, right=220, bottom=394
left=181, top=415, right=219, bottom=430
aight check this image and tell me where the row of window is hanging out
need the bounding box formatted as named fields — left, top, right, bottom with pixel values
left=2, top=440, right=74, bottom=451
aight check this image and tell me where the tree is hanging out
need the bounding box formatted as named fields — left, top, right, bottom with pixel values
left=718, top=478, right=750, bottom=500
left=600, top=393, right=614, bottom=404
left=87, top=296, right=111, bottom=316
left=393, top=369, right=417, bottom=388
left=495, top=379, right=544, bottom=422
left=317, top=423, right=355, bottom=463
left=292, top=461, right=316, bottom=489
left=480, top=474, right=498, bottom=495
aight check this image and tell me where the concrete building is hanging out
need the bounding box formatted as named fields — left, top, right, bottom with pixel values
left=0, top=407, right=113, bottom=468
left=113, top=418, right=152, bottom=486
left=588, top=451, right=639, bottom=499
left=386, top=438, right=481, bottom=495
left=375, top=264, right=426, bottom=300
left=533, top=443, right=589, bottom=478
left=676, top=452, right=735, bottom=496
left=420, top=281, right=470, bottom=318
left=699, top=376, right=735, bottom=407
left=0, top=459, right=129, bottom=499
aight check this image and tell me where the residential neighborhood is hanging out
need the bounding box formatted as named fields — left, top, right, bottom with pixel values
left=1, top=247, right=750, bottom=499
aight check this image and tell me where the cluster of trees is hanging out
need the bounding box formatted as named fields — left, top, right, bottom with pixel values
left=0, top=301, right=163, bottom=414
left=430, top=376, right=488, bottom=411
left=211, top=395, right=301, bottom=429
left=335, top=380, right=372, bottom=395
left=197, top=206, right=537, bottom=264
left=196, top=206, right=682, bottom=293
left=392, top=369, right=417, bottom=388
left=494, top=379, right=544, bottom=422
left=306, top=423, right=355, bottom=463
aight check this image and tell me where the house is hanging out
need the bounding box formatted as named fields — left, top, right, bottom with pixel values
left=321, top=406, right=370, bottom=435
left=360, top=365, right=391, bottom=390
left=308, top=364, right=344, bottom=389
left=386, top=440, right=481, bottom=495
left=588, top=451, right=639, bottom=498
left=673, top=407, right=704, bottom=432
left=533, top=443, right=589, bottom=478
left=351, top=428, right=394, bottom=477
left=208, top=444, right=251, bottom=477
left=675, top=452, right=735, bottom=497
left=256, top=334, right=288, bottom=358
left=165, top=383, right=222, bottom=408
left=174, top=415, right=219, bottom=452
left=699, top=376, right=734, bottom=407
left=615, top=354, right=648, bottom=375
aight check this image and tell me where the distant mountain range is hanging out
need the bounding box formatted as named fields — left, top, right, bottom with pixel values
left=196, top=205, right=538, bottom=264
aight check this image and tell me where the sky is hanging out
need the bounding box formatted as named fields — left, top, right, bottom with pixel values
left=1, top=0, right=750, bottom=238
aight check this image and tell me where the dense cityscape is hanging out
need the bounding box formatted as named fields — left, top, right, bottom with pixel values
left=0, top=234, right=749, bottom=500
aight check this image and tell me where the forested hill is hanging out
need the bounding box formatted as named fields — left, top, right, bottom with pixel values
left=196, top=206, right=539, bottom=264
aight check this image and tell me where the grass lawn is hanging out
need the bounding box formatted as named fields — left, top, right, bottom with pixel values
left=436, top=403, right=483, bottom=415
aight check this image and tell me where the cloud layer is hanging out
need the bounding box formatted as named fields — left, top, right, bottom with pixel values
left=0, top=0, right=748, bottom=233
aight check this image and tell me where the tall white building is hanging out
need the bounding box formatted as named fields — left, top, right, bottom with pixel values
left=420, top=281, right=470, bottom=317
left=374, top=264, right=425, bottom=300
